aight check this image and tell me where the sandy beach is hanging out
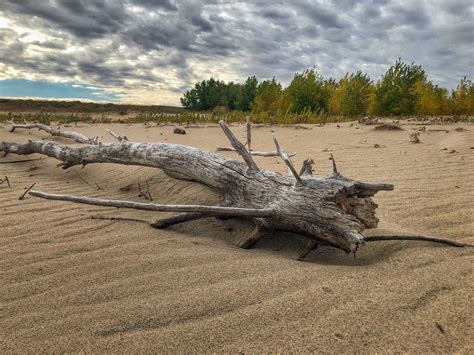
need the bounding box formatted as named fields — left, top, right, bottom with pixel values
left=1, top=121, right=473, bottom=353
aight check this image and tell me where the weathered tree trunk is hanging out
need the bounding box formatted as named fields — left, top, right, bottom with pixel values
left=1, top=121, right=469, bottom=258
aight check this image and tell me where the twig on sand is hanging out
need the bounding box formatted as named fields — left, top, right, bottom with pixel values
left=19, top=183, right=36, bottom=200
left=72, top=170, right=102, bottom=190
left=138, top=179, right=153, bottom=201
left=91, top=215, right=151, bottom=225
left=0, top=158, right=43, bottom=164
left=0, top=176, right=10, bottom=188
left=365, top=235, right=473, bottom=248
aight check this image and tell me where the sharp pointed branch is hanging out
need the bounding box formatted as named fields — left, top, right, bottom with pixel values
left=272, top=134, right=302, bottom=182
left=105, top=129, right=128, bottom=142
left=28, top=190, right=274, bottom=217
left=218, top=120, right=259, bottom=172
left=151, top=212, right=210, bottom=229
left=0, top=176, right=10, bottom=188
left=365, top=235, right=473, bottom=248
left=330, top=153, right=338, bottom=175
left=246, top=117, right=252, bottom=151
left=91, top=215, right=152, bottom=225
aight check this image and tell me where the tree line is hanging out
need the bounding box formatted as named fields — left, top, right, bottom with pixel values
left=181, top=59, right=473, bottom=116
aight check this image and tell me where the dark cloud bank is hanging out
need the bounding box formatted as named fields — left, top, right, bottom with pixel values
left=0, top=0, right=472, bottom=104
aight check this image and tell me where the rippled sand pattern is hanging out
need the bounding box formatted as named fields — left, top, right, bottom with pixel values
left=1, top=122, right=473, bottom=352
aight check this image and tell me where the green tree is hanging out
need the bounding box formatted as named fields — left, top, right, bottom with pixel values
left=369, top=59, right=427, bottom=115
left=224, top=82, right=243, bottom=110
left=252, top=78, right=289, bottom=113
left=285, top=68, right=335, bottom=113
left=450, top=77, right=473, bottom=115
left=415, top=81, right=449, bottom=116
left=329, top=71, right=373, bottom=115
left=181, top=78, right=228, bottom=110
left=239, top=76, right=258, bottom=111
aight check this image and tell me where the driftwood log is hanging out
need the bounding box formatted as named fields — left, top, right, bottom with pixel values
left=1, top=121, right=470, bottom=260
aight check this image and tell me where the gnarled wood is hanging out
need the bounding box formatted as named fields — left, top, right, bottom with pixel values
left=2, top=121, right=466, bottom=257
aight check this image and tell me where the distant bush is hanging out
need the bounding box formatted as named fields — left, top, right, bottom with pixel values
left=285, top=68, right=335, bottom=114
left=450, top=77, right=473, bottom=115
left=329, top=71, right=372, bottom=116
left=368, top=59, right=427, bottom=116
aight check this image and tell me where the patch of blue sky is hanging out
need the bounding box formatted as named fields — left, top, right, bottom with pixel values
left=0, top=79, right=119, bottom=102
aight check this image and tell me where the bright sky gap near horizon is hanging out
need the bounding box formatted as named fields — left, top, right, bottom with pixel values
left=0, top=0, right=472, bottom=106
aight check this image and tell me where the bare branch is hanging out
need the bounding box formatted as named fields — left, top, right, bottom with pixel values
left=246, top=117, right=252, bottom=151
left=138, top=179, right=153, bottom=201
left=91, top=215, right=151, bottom=225
left=19, top=183, right=36, bottom=200
left=365, top=235, right=472, bottom=248
left=8, top=121, right=98, bottom=145
left=72, top=170, right=102, bottom=190
left=218, top=120, right=259, bottom=172
left=0, top=176, right=10, bottom=188
left=272, top=134, right=302, bottom=182
left=216, top=146, right=296, bottom=157
left=330, top=153, right=338, bottom=175
left=0, top=158, right=43, bottom=164
left=28, top=190, right=274, bottom=217
left=105, top=129, right=128, bottom=142
left=151, top=212, right=209, bottom=229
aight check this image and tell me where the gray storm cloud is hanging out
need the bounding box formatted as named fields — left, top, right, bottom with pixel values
left=0, top=0, right=472, bottom=104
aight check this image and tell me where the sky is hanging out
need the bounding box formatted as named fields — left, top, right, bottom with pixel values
left=0, top=0, right=472, bottom=106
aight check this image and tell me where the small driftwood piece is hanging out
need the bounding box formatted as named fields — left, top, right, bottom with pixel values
left=409, top=131, right=421, bottom=143
left=105, top=129, right=128, bottom=142
left=19, top=183, right=36, bottom=200
left=0, top=158, right=43, bottom=164
left=8, top=121, right=99, bottom=144
left=0, top=176, right=10, bottom=187
left=1, top=120, right=470, bottom=260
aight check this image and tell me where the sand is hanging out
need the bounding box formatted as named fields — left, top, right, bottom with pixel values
left=1, top=121, right=473, bottom=353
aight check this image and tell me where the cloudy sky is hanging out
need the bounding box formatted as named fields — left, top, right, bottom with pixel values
left=0, top=0, right=472, bottom=106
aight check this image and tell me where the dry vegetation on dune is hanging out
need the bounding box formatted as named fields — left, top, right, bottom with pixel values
left=0, top=119, right=473, bottom=353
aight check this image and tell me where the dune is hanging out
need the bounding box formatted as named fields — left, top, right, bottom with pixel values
left=0, top=121, right=473, bottom=353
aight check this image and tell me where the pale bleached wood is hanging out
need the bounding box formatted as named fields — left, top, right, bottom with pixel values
left=28, top=190, right=274, bottom=217
left=0, top=123, right=397, bottom=254
left=8, top=121, right=98, bottom=144
left=218, top=120, right=259, bottom=172
left=105, top=129, right=128, bottom=142
left=217, top=119, right=296, bottom=158
left=246, top=117, right=252, bottom=151
left=2, top=120, right=468, bottom=258
left=9, top=121, right=469, bottom=257
left=272, top=134, right=301, bottom=182
left=216, top=146, right=296, bottom=157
